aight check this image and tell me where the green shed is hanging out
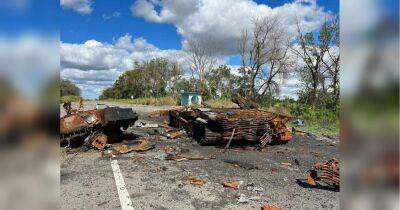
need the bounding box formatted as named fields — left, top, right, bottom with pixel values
left=180, top=91, right=202, bottom=106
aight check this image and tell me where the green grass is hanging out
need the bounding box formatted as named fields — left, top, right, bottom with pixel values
left=104, top=96, right=179, bottom=106
left=289, top=121, right=339, bottom=138
left=266, top=102, right=339, bottom=138
left=60, top=95, right=80, bottom=103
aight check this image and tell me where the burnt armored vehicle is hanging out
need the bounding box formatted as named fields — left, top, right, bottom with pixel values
left=169, top=108, right=292, bottom=147
left=60, top=106, right=138, bottom=147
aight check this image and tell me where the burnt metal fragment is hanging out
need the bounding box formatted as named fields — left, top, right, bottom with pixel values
left=307, top=158, right=340, bottom=189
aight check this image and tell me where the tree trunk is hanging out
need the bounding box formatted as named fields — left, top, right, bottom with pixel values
left=311, top=71, right=318, bottom=105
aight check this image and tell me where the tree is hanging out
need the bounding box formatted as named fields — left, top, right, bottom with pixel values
left=186, top=37, right=218, bottom=83
left=238, top=16, right=293, bottom=100
left=205, top=65, right=235, bottom=98
left=293, top=18, right=340, bottom=106
left=322, top=18, right=340, bottom=104
left=100, top=58, right=182, bottom=99
left=60, top=79, right=80, bottom=96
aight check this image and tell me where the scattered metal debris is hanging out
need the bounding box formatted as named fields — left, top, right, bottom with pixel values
left=82, top=131, right=108, bottom=150
left=246, top=183, right=264, bottom=192
left=165, top=130, right=185, bottom=139
left=148, top=110, right=170, bottom=118
left=222, top=181, right=243, bottom=189
left=102, top=149, right=118, bottom=158
left=223, top=159, right=259, bottom=170
left=183, top=176, right=205, bottom=187
left=165, top=154, right=212, bottom=162
left=168, top=108, right=292, bottom=147
left=281, top=162, right=292, bottom=166
left=262, top=204, right=282, bottom=210
left=237, top=194, right=260, bottom=203
left=135, top=121, right=159, bottom=128
left=113, top=138, right=155, bottom=154
left=307, top=158, right=340, bottom=189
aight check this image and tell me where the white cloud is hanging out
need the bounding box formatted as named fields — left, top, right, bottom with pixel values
left=60, top=0, right=93, bottom=14
left=132, top=0, right=332, bottom=56
left=61, top=34, right=187, bottom=99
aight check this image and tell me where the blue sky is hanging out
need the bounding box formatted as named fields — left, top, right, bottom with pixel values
left=57, top=0, right=342, bottom=99
left=60, top=0, right=339, bottom=49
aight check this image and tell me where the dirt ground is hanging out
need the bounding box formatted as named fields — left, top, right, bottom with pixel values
left=60, top=101, right=340, bottom=209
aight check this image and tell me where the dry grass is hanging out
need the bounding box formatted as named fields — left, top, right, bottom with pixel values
left=203, top=98, right=239, bottom=108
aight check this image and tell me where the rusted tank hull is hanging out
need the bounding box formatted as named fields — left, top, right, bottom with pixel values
left=169, top=108, right=292, bottom=147
left=60, top=107, right=138, bottom=143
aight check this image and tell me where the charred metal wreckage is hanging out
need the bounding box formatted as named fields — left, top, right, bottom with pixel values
left=168, top=108, right=292, bottom=147
left=60, top=103, right=138, bottom=147
left=307, top=158, right=340, bottom=189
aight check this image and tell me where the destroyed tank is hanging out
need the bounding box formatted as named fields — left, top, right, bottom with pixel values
left=60, top=107, right=138, bottom=146
left=169, top=108, right=292, bottom=147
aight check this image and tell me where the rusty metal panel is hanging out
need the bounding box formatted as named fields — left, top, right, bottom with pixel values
left=307, top=158, right=340, bottom=188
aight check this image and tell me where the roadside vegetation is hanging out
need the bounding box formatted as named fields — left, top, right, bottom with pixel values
left=61, top=95, right=81, bottom=103
left=60, top=79, right=81, bottom=103
left=105, top=96, right=178, bottom=106
left=99, top=16, right=340, bottom=138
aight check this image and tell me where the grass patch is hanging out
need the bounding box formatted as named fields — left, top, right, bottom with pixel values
left=60, top=95, right=80, bottom=103
left=203, top=98, right=239, bottom=108
left=289, top=121, right=339, bottom=139
left=104, top=96, right=178, bottom=106
left=266, top=102, right=339, bottom=138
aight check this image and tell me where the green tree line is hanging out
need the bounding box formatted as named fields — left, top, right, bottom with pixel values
left=60, top=79, right=81, bottom=97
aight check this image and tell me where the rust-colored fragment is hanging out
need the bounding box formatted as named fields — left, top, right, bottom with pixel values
left=262, top=204, right=282, bottom=210
left=148, top=110, right=171, bottom=117
left=165, top=154, right=188, bottom=162
left=165, top=153, right=211, bottom=162
left=91, top=133, right=108, bottom=150
left=222, top=181, right=243, bottom=189
left=306, top=170, right=317, bottom=186
left=113, top=138, right=154, bottom=154
left=307, top=158, right=340, bottom=188
left=113, top=145, right=133, bottom=154
left=183, top=176, right=205, bottom=187
left=167, top=130, right=184, bottom=139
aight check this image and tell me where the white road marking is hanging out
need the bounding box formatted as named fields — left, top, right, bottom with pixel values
left=110, top=159, right=134, bottom=210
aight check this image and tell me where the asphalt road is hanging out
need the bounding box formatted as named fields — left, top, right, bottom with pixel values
left=60, top=101, right=340, bottom=209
